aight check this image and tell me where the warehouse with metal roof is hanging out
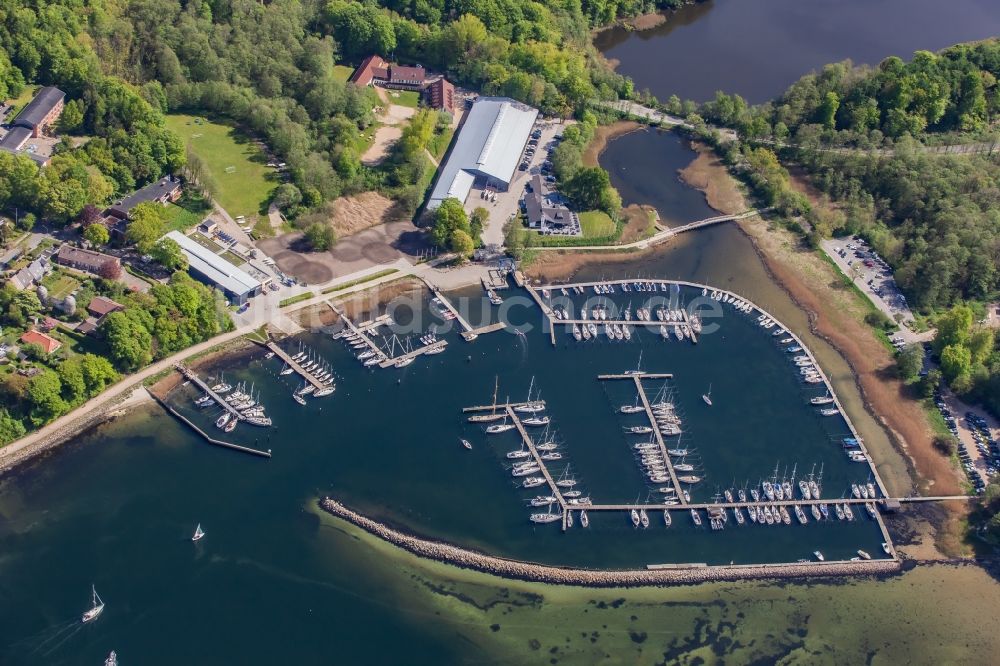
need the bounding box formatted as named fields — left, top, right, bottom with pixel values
left=164, top=231, right=262, bottom=305
left=427, top=97, right=538, bottom=210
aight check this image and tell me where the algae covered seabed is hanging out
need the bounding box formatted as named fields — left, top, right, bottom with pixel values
left=320, top=504, right=998, bottom=664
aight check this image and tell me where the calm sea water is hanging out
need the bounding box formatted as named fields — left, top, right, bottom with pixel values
left=595, top=0, right=1000, bottom=103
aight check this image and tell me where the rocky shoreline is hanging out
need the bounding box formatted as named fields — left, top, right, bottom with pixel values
left=320, top=497, right=902, bottom=587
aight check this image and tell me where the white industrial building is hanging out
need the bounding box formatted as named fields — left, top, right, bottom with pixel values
left=164, top=230, right=263, bottom=305
left=426, top=96, right=538, bottom=210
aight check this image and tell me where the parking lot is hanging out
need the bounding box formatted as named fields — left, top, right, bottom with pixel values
left=936, top=390, right=998, bottom=492
left=821, top=236, right=919, bottom=340
left=474, top=120, right=567, bottom=246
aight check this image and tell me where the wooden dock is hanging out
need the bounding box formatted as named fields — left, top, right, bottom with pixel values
left=463, top=400, right=534, bottom=413
left=377, top=339, right=448, bottom=368
left=631, top=375, right=687, bottom=505
left=463, top=322, right=506, bottom=341
left=584, top=498, right=887, bottom=511
left=152, top=392, right=271, bottom=458
left=426, top=283, right=474, bottom=334
left=598, top=372, right=674, bottom=380
left=175, top=363, right=244, bottom=421
left=265, top=341, right=331, bottom=391
left=506, top=406, right=567, bottom=512
left=328, top=303, right=388, bottom=363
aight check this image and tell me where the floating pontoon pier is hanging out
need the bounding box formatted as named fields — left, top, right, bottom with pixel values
left=264, top=341, right=331, bottom=392
left=175, top=363, right=245, bottom=422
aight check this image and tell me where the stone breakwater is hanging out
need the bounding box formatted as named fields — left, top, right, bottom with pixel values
left=320, top=498, right=902, bottom=587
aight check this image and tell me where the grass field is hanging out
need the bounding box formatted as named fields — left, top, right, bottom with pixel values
left=386, top=89, right=421, bottom=108
left=429, top=126, right=455, bottom=161
left=332, top=65, right=355, bottom=83
left=162, top=203, right=204, bottom=234
left=41, top=272, right=80, bottom=300
left=579, top=210, right=616, bottom=237
left=164, top=114, right=276, bottom=219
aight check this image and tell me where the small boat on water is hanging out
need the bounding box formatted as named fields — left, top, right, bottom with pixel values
left=691, top=509, right=702, bottom=526
left=814, top=551, right=825, bottom=562
left=857, top=549, right=871, bottom=560
left=630, top=509, right=640, bottom=527
left=486, top=421, right=515, bottom=434
left=224, top=419, right=237, bottom=433
left=810, top=395, right=835, bottom=405
left=624, top=426, right=653, bottom=434
left=81, top=585, right=105, bottom=623
left=663, top=510, right=672, bottom=526
left=530, top=512, right=561, bottom=524
left=702, top=384, right=713, bottom=406
left=215, top=413, right=231, bottom=429
left=522, top=477, right=546, bottom=488
left=580, top=510, right=589, bottom=528
left=460, top=439, right=472, bottom=450
left=522, top=416, right=550, bottom=427
left=105, top=651, right=118, bottom=666
left=640, top=509, right=649, bottom=528
left=882, top=542, right=891, bottom=555
left=192, top=523, right=205, bottom=542
left=843, top=504, right=855, bottom=521
left=314, top=387, right=335, bottom=397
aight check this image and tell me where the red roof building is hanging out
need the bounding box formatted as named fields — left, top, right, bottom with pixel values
left=20, top=330, right=62, bottom=354
left=426, top=78, right=456, bottom=114
left=389, top=65, right=426, bottom=87
left=87, top=296, right=124, bottom=319
left=349, top=55, right=389, bottom=87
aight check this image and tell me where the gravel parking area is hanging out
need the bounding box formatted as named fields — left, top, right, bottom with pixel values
left=821, top=235, right=919, bottom=339
left=937, top=390, right=997, bottom=492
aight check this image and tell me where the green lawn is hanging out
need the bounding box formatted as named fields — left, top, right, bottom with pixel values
left=386, top=89, right=421, bottom=108
left=162, top=202, right=205, bottom=234
left=429, top=126, right=455, bottom=161
left=332, top=65, right=355, bottom=83
left=579, top=210, right=616, bottom=238
left=41, top=272, right=80, bottom=300
left=164, top=114, right=276, bottom=219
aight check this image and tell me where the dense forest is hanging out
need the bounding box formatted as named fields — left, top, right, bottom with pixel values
left=1, top=0, right=693, bottom=225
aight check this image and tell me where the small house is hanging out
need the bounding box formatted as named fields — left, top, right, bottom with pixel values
left=20, top=329, right=62, bottom=354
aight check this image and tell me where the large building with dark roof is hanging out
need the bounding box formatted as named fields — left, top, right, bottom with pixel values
left=0, top=86, right=65, bottom=166
left=106, top=176, right=182, bottom=220
left=425, top=78, right=456, bottom=114
left=12, top=86, right=65, bottom=137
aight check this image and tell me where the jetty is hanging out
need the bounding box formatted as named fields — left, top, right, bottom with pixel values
left=505, top=405, right=567, bottom=511
left=150, top=390, right=270, bottom=458
left=630, top=374, right=686, bottom=504
left=264, top=341, right=330, bottom=392
left=175, top=363, right=244, bottom=421
left=377, top=338, right=448, bottom=368
left=425, top=281, right=474, bottom=334
left=328, top=303, right=388, bottom=363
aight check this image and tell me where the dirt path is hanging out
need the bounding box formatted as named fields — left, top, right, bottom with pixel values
left=361, top=125, right=402, bottom=165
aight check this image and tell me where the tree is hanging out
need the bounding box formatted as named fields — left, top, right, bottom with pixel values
left=934, top=305, right=974, bottom=353
left=432, top=198, right=470, bottom=248
left=469, top=207, right=488, bottom=245
left=127, top=202, right=166, bottom=253
left=450, top=229, right=475, bottom=260
left=77, top=204, right=102, bottom=227
left=26, top=369, right=67, bottom=426
left=272, top=183, right=302, bottom=214
left=83, top=223, right=110, bottom=246
left=563, top=167, right=612, bottom=212
left=150, top=238, right=188, bottom=270
left=102, top=310, right=153, bottom=370
left=99, top=260, right=123, bottom=281
left=896, top=344, right=924, bottom=382
left=969, top=328, right=995, bottom=366
left=57, top=99, right=85, bottom=134
left=303, top=223, right=335, bottom=252
left=0, top=408, right=26, bottom=446
left=940, top=344, right=972, bottom=384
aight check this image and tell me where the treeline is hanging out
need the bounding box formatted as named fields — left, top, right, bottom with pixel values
left=550, top=112, right=622, bottom=217
left=0, top=0, right=184, bottom=223
left=700, top=40, right=1000, bottom=147
left=100, top=272, right=234, bottom=371
left=325, top=0, right=637, bottom=115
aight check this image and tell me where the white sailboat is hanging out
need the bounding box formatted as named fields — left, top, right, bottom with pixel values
left=702, top=384, right=712, bottom=406
left=192, top=523, right=205, bottom=542
left=81, top=585, right=105, bottom=623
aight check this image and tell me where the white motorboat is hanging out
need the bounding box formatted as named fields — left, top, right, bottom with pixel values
left=702, top=384, right=712, bottom=406
left=81, top=585, right=105, bottom=623
left=814, top=551, right=825, bottom=561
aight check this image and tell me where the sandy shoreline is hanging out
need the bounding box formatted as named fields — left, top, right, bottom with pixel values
left=320, top=497, right=901, bottom=587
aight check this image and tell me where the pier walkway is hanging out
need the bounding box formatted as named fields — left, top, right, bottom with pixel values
left=630, top=374, right=686, bottom=504
left=506, top=406, right=567, bottom=511
left=151, top=393, right=271, bottom=458
left=175, top=363, right=244, bottom=421
left=585, top=498, right=889, bottom=512
left=425, top=281, right=474, bottom=334
left=377, top=339, right=448, bottom=368
left=328, top=303, right=388, bottom=363
left=265, top=341, right=329, bottom=391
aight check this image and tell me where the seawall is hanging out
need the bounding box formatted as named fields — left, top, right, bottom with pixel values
left=319, top=497, right=902, bottom=587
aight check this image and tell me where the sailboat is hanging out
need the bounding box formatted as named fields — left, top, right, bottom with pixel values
left=469, top=377, right=505, bottom=423
left=105, top=651, right=118, bottom=666
left=624, top=351, right=644, bottom=376
left=702, top=384, right=712, bottom=406
left=486, top=409, right=515, bottom=434
left=460, top=438, right=472, bottom=450
left=81, top=585, right=105, bottom=623
left=192, top=523, right=205, bottom=542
